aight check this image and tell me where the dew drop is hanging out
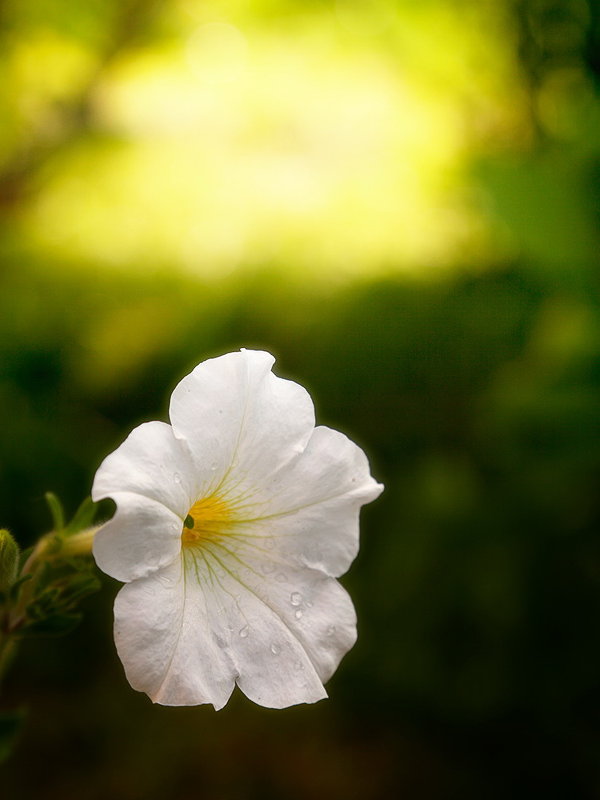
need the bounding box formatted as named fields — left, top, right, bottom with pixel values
left=295, top=609, right=303, bottom=620
left=290, top=592, right=303, bottom=606
left=210, top=462, right=218, bottom=472
left=275, top=573, right=287, bottom=583
left=270, top=643, right=280, bottom=655
left=264, top=538, right=275, bottom=550
left=262, top=561, right=275, bottom=575
left=239, top=625, right=249, bottom=638
left=294, top=660, right=304, bottom=671
left=326, top=625, right=336, bottom=636
left=173, top=472, right=181, bottom=483
left=306, top=600, right=313, bottom=608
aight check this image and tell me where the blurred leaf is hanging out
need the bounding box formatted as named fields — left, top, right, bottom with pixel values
left=63, top=496, right=97, bottom=536
left=20, top=612, right=82, bottom=638
left=0, top=708, right=26, bottom=764
left=44, top=492, right=65, bottom=533
left=20, top=555, right=100, bottom=638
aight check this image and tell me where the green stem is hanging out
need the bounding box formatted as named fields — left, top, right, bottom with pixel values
left=58, top=527, right=98, bottom=558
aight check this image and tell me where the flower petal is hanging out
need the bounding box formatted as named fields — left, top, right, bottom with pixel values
left=93, top=492, right=183, bottom=582
left=169, top=350, right=315, bottom=499
left=92, top=421, right=197, bottom=516
left=113, top=557, right=236, bottom=709
left=201, top=543, right=357, bottom=704
left=114, top=546, right=352, bottom=709
left=220, top=426, right=383, bottom=578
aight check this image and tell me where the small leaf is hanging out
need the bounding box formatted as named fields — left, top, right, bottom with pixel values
left=64, top=497, right=98, bottom=536
left=45, top=493, right=65, bottom=533
left=0, top=708, right=27, bottom=763
left=59, top=575, right=102, bottom=606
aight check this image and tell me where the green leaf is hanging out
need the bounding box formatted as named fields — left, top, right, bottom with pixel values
left=44, top=492, right=65, bottom=533
left=0, top=708, right=27, bottom=763
left=64, top=496, right=98, bottom=536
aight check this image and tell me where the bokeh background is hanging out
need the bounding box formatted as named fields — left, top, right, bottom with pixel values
left=1, top=0, right=599, bottom=797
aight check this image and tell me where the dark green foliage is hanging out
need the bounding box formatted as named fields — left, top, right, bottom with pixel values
left=20, top=558, right=100, bottom=638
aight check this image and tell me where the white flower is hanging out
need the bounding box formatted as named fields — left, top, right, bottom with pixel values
left=92, top=349, right=383, bottom=709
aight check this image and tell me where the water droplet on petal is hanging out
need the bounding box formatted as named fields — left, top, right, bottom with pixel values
left=210, top=462, right=218, bottom=472
left=262, top=561, right=275, bottom=575
left=294, top=660, right=304, bottom=671
left=275, top=573, right=287, bottom=583
left=173, top=472, right=181, bottom=483
left=270, top=643, right=280, bottom=655
left=264, top=538, right=275, bottom=550
left=239, top=625, right=249, bottom=638
left=326, top=625, right=336, bottom=636
left=290, top=592, right=302, bottom=606
left=306, top=600, right=313, bottom=608
left=295, top=609, right=303, bottom=619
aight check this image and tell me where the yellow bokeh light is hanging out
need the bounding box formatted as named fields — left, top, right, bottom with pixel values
left=15, top=2, right=527, bottom=282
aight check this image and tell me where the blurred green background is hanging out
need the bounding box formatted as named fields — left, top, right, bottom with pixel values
left=1, top=0, right=599, bottom=797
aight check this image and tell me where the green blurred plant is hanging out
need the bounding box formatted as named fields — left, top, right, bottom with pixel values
left=0, top=493, right=100, bottom=762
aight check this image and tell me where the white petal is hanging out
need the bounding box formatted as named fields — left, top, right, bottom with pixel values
left=201, top=539, right=357, bottom=699
left=93, top=492, right=183, bottom=582
left=226, top=426, right=383, bottom=578
left=168, top=350, right=315, bottom=499
left=113, top=557, right=236, bottom=709
left=92, top=421, right=197, bottom=516
left=114, top=544, right=352, bottom=709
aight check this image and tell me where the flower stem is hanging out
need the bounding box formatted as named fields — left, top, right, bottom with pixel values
left=21, top=526, right=98, bottom=577
left=59, top=526, right=98, bottom=557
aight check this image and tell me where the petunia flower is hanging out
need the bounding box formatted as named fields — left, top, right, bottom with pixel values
left=92, top=349, right=383, bottom=709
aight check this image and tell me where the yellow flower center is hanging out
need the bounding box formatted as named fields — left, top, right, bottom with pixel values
left=181, top=494, right=234, bottom=547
